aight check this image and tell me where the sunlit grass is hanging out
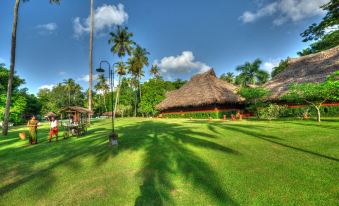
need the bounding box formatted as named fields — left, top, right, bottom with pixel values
left=0, top=118, right=338, bottom=205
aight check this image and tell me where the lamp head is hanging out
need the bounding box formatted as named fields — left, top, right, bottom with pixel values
left=96, top=67, right=105, bottom=73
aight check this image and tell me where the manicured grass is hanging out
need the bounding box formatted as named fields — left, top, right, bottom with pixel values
left=0, top=118, right=338, bottom=205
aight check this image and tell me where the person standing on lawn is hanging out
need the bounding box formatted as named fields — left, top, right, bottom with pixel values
left=49, top=116, right=58, bottom=142
left=27, top=116, right=39, bottom=144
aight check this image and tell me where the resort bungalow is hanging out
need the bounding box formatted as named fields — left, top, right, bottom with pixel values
left=156, top=69, right=245, bottom=117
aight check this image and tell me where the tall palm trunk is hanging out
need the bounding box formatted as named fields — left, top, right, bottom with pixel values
left=88, top=0, right=94, bottom=122
left=68, top=88, right=71, bottom=106
left=138, top=67, right=142, bottom=101
left=103, top=90, right=107, bottom=112
left=2, top=0, right=20, bottom=136
left=113, top=76, right=121, bottom=118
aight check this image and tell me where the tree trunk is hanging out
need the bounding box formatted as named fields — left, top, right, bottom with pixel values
left=2, top=0, right=20, bottom=136
left=315, top=106, right=321, bottom=122
left=103, top=91, right=107, bottom=112
left=68, top=89, right=71, bottom=106
left=88, top=0, right=94, bottom=122
left=113, top=76, right=121, bottom=118
left=139, top=68, right=142, bottom=101
left=134, top=89, right=137, bottom=117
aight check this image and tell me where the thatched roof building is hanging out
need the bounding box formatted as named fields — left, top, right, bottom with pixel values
left=156, top=69, right=243, bottom=112
left=265, top=45, right=339, bottom=100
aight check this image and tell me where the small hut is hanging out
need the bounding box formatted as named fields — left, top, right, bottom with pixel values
left=265, top=45, right=339, bottom=100
left=59, top=106, right=93, bottom=124
left=156, top=69, right=244, bottom=114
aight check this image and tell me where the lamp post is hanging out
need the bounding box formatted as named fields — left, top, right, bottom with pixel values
left=97, top=60, right=118, bottom=144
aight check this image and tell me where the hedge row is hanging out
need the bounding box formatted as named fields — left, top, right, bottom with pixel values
left=281, top=106, right=339, bottom=117
left=162, top=110, right=238, bottom=119
left=161, top=106, right=339, bottom=119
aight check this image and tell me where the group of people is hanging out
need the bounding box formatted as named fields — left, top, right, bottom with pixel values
left=26, top=115, right=59, bottom=144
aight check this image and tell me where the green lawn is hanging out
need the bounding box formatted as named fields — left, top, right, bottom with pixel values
left=0, top=118, right=338, bottom=206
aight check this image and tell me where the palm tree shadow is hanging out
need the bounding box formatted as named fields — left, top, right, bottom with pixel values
left=115, top=121, right=240, bottom=206
left=214, top=124, right=339, bottom=162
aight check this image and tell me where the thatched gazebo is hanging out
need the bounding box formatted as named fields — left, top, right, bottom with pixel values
left=156, top=69, right=244, bottom=114
left=265, top=45, right=339, bottom=101
left=59, top=106, right=93, bottom=124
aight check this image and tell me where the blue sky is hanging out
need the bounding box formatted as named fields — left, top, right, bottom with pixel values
left=0, top=0, right=328, bottom=94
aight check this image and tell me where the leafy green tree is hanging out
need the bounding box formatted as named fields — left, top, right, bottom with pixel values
left=172, top=79, right=187, bottom=89
left=283, top=72, right=339, bottom=122
left=94, top=74, right=109, bottom=113
left=220, top=72, right=234, bottom=83
left=235, top=59, right=269, bottom=86
left=3, top=0, right=61, bottom=135
left=271, top=59, right=289, bottom=78
left=139, top=78, right=177, bottom=116
left=298, top=30, right=339, bottom=56
left=238, top=87, right=270, bottom=118
left=301, top=0, right=338, bottom=42
left=298, top=0, right=339, bottom=55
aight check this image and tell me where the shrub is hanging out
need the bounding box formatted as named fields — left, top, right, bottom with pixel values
left=258, top=104, right=288, bottom=120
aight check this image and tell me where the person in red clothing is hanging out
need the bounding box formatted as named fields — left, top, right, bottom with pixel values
left=49, top=116, right=58, bottom=142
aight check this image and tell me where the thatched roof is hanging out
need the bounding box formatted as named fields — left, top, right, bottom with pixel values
left=59, top=106, right=93, bottom=114
left=265, top=46, right=339, bottom=100
left=156, top=69, right=243, bottom=111
left=44, top=112, right=56, bottom=117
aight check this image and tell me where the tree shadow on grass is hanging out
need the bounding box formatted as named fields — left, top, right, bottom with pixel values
left=212, top=123, right=339, bottom=162
left=115, top=121, right=239, bottom=206
left=286, top=121, right=339, bottom=131
left=0, top=120, right=240, bottom=205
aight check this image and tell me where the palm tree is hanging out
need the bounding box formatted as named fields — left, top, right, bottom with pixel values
left=131, top=45, right=149, bottom=100
left=94, top=74, right=109, bottom=112
left=108, top=26, right=134, bottom=117
left=63, top=78, right=76, bottom=106
left=113, top=61, right=126, bottom=118
left=150, top=64, right=160, bottom=78
left=235, top=58, right=269, bottom=86
left=220, top=72, right=234, bottom=83
left=2, top=0, right=60, bottom=135
left=88, top=0, right=94, bottom=122
left=108, top=26, right=135, bottom=59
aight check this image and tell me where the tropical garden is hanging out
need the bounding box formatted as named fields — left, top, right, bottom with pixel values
left=0, top=0, right=338, bottom=205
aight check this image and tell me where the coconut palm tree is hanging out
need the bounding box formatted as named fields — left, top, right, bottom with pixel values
left=88, top=0, right=94, bottom=122
left=94, top=74, right=109, bottom=112
left=113, top=61, right=126, bottom=117
left=108, top=26, right=135, bottom=59
left=2, top=0, right=61, bottom=135
left=108, top=26, right=134, bottom=117
left=150, top=64, right=160, bottom=78
left=235, top=58, right=269, bottom=86
left=220, top=72, right=235, bottom=83
left=63, top=78, right=76, bottom=106
left=131, top=45, right=149, bottom=100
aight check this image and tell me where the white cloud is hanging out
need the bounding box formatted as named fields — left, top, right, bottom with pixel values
left=262, top=59, right=280, bottom=73
left=154, top=51, right=210, bottom=77
left=240, top=0, right=329, bottom=25
left=39, top=84, right=55, bottom=90
left=77, top=74, right=99, bottom=82
left=73, top=4, right=128, bottom=37
left=36, top=23, right=58, bottom=34
left=59, top=71, right=67, bottom=76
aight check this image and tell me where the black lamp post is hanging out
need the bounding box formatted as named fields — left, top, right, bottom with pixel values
left=96, top=61, right=118, bottom=143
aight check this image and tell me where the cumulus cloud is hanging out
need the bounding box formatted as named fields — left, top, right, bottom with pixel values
left=154, top=51, right=210, bottom=77
left=262, top=59, right=280, bottom=73
left=39, top=84, right=55, bottom=90
left=73, top=4, right=128, bottom=37
left=36, top=22, right=58, bottom=35
left=240, top=0, right=329, bottom=25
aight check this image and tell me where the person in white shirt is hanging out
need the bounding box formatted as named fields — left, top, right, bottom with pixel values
left=49, top=116, right=58, bottom=142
